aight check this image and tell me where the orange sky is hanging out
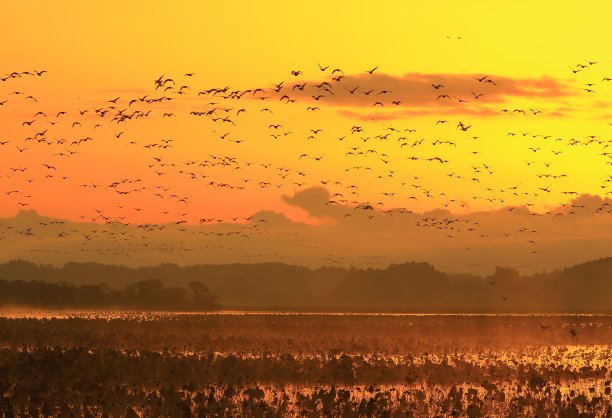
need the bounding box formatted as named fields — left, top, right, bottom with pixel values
left=0, top=2, right=611, bottom=271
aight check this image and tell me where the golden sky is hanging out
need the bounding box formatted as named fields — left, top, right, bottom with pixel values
left=0, top=1, right=611, bottom=271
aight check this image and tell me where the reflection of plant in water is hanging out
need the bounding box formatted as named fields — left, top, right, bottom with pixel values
left=2, top=379, right=610, bottom=416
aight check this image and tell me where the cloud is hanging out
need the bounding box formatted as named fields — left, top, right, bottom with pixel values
left=269, top=72, right=574, bottom=111
left=281, top=187, right=381, bottom=222
left=281, top=187, right=345, bottom=219
left=248, top=210, right=295, bottom=227
left=0, top=190, right=610, bottom=275
left=336, top=106, right=502, bottom=121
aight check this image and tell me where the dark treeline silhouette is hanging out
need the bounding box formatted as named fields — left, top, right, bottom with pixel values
left=0, top=257, right=610, bottom=312
left=0, top=278, right=220, bottom=311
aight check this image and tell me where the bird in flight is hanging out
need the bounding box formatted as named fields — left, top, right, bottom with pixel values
left=456, top=121, right=471, bottom=131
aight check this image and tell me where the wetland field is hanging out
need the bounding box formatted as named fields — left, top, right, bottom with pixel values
left=0, top=312, right=611, bottom=417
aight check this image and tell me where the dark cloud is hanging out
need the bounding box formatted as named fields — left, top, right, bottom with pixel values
left=282, top=187, right=345, bottom=219
left=337, top=106, right=501, bottom=121
left=267, top=72, right=574, bottom=112
left=0, top=190, right=610, bottom=275
left=249, top=210, right=295, bottom=227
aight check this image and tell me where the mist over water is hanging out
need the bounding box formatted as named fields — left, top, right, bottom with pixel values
left=1, top=312, right=611, bottom=416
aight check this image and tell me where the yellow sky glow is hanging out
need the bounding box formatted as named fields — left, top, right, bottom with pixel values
left=0, top=1, right=610, bottom=272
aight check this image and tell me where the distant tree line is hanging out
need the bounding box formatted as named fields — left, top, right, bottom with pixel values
left=0, top=278, right=220, bottom=311
left=0, top=257, right=610, bottom=312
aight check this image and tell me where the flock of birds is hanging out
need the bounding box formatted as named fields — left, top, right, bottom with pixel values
left=0, top=61, right=611, bottom=275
